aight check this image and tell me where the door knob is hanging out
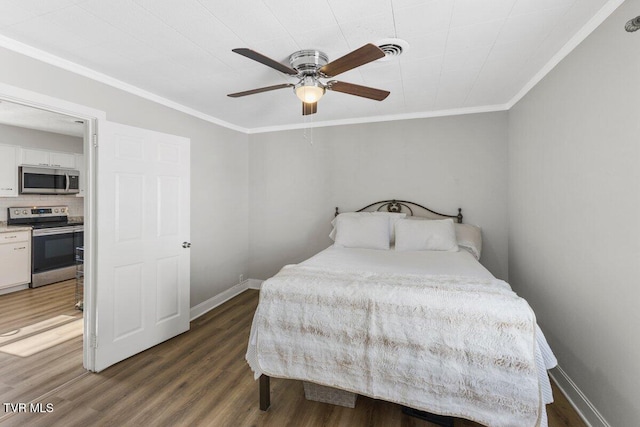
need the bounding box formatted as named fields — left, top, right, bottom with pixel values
left=182, top=242, right=191, bottom=248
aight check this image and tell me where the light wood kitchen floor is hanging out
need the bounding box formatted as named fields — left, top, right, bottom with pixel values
left=0, top=280, right=84, bottom=415
left=0, top=288, right=586, bottom=427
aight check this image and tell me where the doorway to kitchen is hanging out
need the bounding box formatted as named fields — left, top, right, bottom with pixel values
left=0, top=96, right=94, bottom=416
left=0, top=81, right=191, bottom=400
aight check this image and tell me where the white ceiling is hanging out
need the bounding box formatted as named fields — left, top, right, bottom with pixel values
left=0, top=100, right=85, bottom=137
left=0, top=0, right=618, bottom=132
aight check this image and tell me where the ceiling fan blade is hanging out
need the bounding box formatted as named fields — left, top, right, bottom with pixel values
left=302, top=102, right=317, bottom=115
left=327, top=81, right=390, bottom=101
left=227, top=83, right=294, bottom=98
left=319, top=44, right=385, bottom=77
left=232, top=48, right=298, bottom=75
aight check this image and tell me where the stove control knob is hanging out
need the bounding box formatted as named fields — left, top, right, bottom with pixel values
left=22, top=210, right=27, bottom=215
left=14, top=210, right=20, bottom=215
left=62, top=208, right=67, bottom=213
left=54, top=209, right=59, bottom=213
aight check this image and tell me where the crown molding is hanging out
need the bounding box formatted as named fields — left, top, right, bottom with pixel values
left=247, top=104, right=510, bottom=134
left=0, top=34, right=249, bottom=134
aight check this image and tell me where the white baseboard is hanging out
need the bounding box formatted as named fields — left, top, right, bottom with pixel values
left=189, top=278, right=264, bottom=321
left=0, top=283, right=29, bottom=295
left=246, top=278, right=263, bottom=290
left=550, top=366, right=611, bottom=427
left=190, top=281, right=248, bottom=321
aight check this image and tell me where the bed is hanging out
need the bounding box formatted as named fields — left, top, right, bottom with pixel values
left=246, top=200, right=557, bottom=427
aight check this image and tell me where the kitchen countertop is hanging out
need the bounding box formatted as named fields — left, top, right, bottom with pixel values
left=68, top=217, right=84, bottom=225
left=0, top=222, right=32, bottom=232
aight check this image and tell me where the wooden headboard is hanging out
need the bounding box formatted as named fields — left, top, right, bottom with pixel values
left=335, top=199, right=463, bottom=223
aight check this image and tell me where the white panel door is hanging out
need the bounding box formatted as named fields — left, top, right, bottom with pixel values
left=95, top=121, right=190, bottom=372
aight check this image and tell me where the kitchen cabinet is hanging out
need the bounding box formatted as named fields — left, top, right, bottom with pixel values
left=0, top=145, right=19, bottom=197
left=21, top=147, right=49, bottom=166
left=21, top=148, right=76, bottom=168
left=0, top=230, right=31, bottom=289
left=50, top=151, right=76, bottom=168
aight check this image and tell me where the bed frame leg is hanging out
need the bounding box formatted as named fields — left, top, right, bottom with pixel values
left=259, top=375, right=270, bottom=411
left=402, top=406, right=453, bottom=427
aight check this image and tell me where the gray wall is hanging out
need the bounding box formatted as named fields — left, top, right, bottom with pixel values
left=0, top=123, right=83, bottom=152
left=508, top=1, right=640, bottom=425
left=249, top=112, right=509, bottom=280
left=0, top=46, right=249, bottom=308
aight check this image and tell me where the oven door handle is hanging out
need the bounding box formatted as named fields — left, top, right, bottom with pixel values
left=32, top=226, right=79, bottom=237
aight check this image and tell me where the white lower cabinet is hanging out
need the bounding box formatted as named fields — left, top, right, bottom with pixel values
left=0, top=230, right=31, bottom=289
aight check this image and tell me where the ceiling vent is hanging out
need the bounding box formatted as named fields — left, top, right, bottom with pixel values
left=625, top=16, right=640, bottom=32
left=375, top=38, right=410, bottom=62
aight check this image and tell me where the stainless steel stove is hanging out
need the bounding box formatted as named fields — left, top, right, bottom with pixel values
left=7, top=206, right=83, bottom=288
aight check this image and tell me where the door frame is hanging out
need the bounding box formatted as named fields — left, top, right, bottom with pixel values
left=0, top=81, right=106, bottom=371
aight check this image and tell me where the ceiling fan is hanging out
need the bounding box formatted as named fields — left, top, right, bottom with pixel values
left=227, top=44, right=390, bottom=115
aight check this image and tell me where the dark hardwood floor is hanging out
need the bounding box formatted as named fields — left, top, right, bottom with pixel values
left=0, top=287, right=586, bottom=427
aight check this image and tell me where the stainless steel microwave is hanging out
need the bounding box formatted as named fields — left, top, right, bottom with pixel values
left=19, top=166, right=80, bottom=195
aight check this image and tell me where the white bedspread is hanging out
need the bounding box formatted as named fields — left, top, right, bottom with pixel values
left=247, top=247, right=557, bottom=426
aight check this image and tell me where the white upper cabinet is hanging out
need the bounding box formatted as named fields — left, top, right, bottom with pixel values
left=0, top=145, right=19, bottom=197
left=21, top=148, right=76, bottom=169
left=50, top=152, right=76, bottom=168
left=21, top=148, right=50, bottom=166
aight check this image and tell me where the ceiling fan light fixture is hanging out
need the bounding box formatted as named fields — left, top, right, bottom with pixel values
left=295, top=76, right=325, bottom=103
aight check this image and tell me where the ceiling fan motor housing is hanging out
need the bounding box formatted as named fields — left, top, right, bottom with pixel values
left=289, top=50, right=329, bottom=75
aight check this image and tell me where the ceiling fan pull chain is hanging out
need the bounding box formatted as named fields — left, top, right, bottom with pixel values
left=303, top=115, right=313, bottom=145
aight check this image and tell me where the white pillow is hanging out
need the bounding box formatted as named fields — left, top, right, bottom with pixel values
left=372, top=211, right=406, bottom=244
left=329, top=212, right=406, bottom=243
left=404, top=216, right=482, bottom=259
left=395, top=218, right=459, bottom=252
left=454, top=223, right=482, bottom=260
left=334, top=215, right=390, bottom=250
